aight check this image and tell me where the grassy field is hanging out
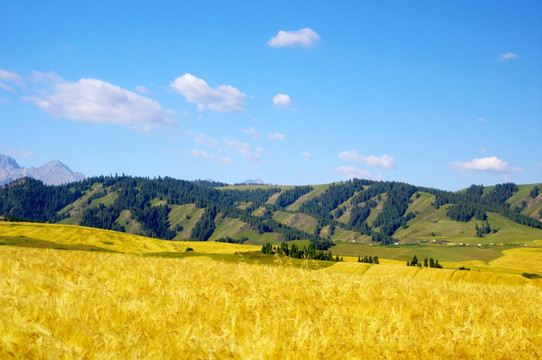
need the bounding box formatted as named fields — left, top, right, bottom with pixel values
left=0, top=246, right=540, bottom=359
left=171, top=206, right=205, bottom=240
left=330, top=226, right=369, bottom=243
left=208, top=216, right=249, bottom=241
left=366, top=193, right=386, bottom=226
left=57, top=185, right=118, bottom=226
left=115, top=209, right=144, bottom=234
left=395, top=203, right=542, bottom=245
left=272, top=211, right=318, bottom=234
left=330, top=243, right=509, bottom=262
left=2, top=221, right=541, bottom=274
left=286, top=184, right=331, bottom=212
left=506, top=183, right=541, bottom=208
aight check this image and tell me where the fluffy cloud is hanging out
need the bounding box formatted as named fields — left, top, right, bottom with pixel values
left=268, top=132, right=285, bottom=142
left=334, top=166, right=377, bottom=180
left=272, top=93, right=294, bottom=109
left=302, top=152, right=313, bottom=161
left=267, top=28, right=320, bottom=48
left=25, top=76, right=175, bottom=132
left=187, top=131, right=263, bottom=164
left=186, top=131, right=222, bottom=151
left=187, top=149, right=234, bottom=166
left=241, top=127, right=260, bottom=139
left=496, top=52, right=519, bottom=62
left=170, top=73, right=246, bottom=113
left=451, top=156, right=521, bottom=174
left=477, top=117, right=486, bottom=123
left=0, top=68, right=24, bottom=91
left=224, top=138, right=263, bottom=163
left=339, top=151, right=397, bottom=169
left=135, top=85, right=149, bottom=94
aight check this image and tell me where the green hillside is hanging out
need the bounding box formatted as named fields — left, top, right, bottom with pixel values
left=286, top=184, right=330, bottom=211
left=273, top=211, right=318, bottom=234
left=1, top=176, right=541, bottom=250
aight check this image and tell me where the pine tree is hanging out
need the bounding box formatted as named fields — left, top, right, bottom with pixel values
left=530, top=186, right=539, bottom=199
left=475, top=223, right=483, bottom=237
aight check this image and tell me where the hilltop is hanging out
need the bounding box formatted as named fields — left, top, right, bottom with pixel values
left=0, top=176, right=542, bottom=249
left=0, top=176, right=541, bottom=252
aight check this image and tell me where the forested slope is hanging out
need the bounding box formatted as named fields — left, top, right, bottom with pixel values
left=0, top=176, right=540, bottom=246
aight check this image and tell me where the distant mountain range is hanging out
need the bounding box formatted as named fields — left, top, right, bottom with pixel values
left=0, top=154, right=85, bottom=186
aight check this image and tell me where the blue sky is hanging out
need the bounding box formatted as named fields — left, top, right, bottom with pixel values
left=1, top=0, right=540, bottom=190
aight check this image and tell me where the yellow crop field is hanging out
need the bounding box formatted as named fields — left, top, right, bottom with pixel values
left=489, top=247, right=542, bottom=274
left=0, top=222, right=260, bottom=254
left=1, top=246, right=540, bottom=359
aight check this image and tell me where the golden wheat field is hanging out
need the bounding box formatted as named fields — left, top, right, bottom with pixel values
left=1, top=246, right=541, bottom=359
left=0, top=222, right=260, bottom=254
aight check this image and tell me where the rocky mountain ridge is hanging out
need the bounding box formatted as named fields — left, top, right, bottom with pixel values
left=0, top=154, right=85, bottom=186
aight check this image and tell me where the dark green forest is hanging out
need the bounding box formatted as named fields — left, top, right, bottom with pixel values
left=0, top=176, right=540, bottom=247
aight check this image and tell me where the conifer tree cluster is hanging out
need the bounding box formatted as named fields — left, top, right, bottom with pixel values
left=261, top=242, right=342, bottom=261
left=475, top=220, right=496, bottom=237
left=1, top=176, right=540, bottom=245
left=407, top=255, right=442, bottom=268
left=357, top=255, right=379, bottom=264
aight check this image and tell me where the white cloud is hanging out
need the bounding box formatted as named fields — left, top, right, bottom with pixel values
left=241, top=127, right=260, bottom=139
left=272, top=93, right=294, bottom=109
left=224, top=138, right=262, bottom=163
left=6, top=147, right=35, bottom=158
left=477, top=117, right=486, bottom=123
left=338, top=151, right=397, bottom=169
left=302, top=151, right=313, bottom=161
left=186, top=131, right=263, bottom=164
left=0, top=68, right=24, bottom=92
left=187, top=149, right=234, bottom=166
left=496, top=52, right=519, bottom=62
left=451, top=156, right=522, bottom=174
left=188, top=149, right=212, bottom=160
left=267, top=28, right=320, bottom=48
left=268, top=132, right=285, bottom=142
left=334, top=166, right=376, bottom=180
left=135, top=85, right=149, bottom=94
left=186, top=131, right=222, bottom=151
left=170, top=73, right=246, bottom=113
left=25, top=76, right=175, bottom=132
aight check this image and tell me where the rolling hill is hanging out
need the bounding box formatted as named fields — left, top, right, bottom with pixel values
left=0, top=176, right=541, bottom=250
